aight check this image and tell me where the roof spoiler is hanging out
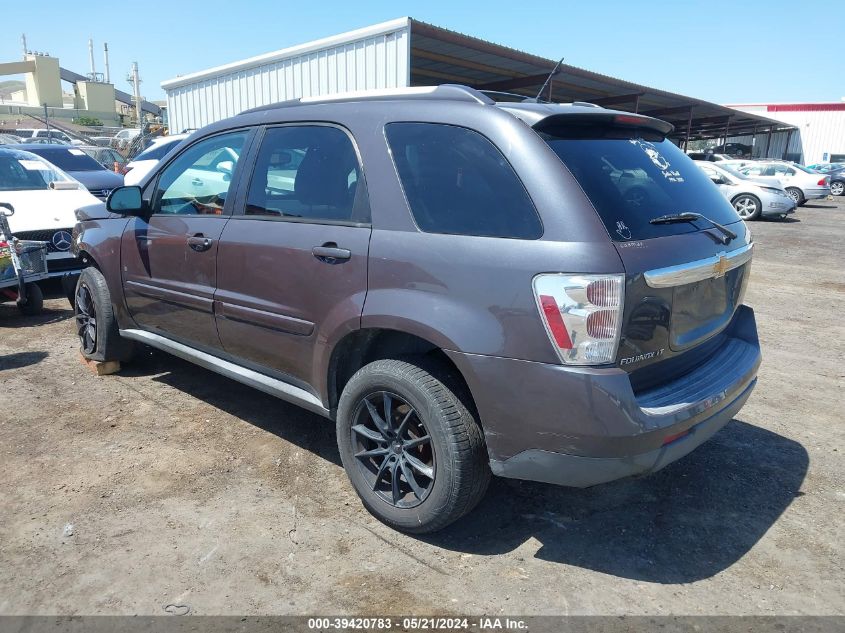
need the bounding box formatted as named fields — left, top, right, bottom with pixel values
left=532, top=111, right=674, bottom=136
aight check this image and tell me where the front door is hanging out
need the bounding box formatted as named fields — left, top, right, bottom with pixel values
left=215, top=125, right=371, bottom=390
left=121, top=130, right=249, bottom=349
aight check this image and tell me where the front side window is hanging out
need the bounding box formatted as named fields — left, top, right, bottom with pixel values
left=153, top=131, right=246, bottom=216
left=385, top=122, right=542, bottom=239
left=245, top=126, right=367, bottom=223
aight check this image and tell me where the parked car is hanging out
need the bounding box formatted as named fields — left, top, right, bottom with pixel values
left=806, top=162, right=845, bottom=173
left=737, top=161, right=830, bottom=205
left=0, top=133, right=22, bottom=144
left=0, top=147, right=96, bottom=296
left=123, top=134, right=189, bottom=185
left=88, top=136, right=116, bottom=147
left=710, top=143, right=753, bottom=157
left=686, top=152, right=733, bottom=162
left=825, top=166, right=845, bottom=196
left=79, top=145, right=127, bottom=172
left=694, top=161, right=794, bottom=219
left=11, top=128, right=83, bottom=146
left=15, top=144, right=124, bottom=200
left=73, top=85, right=760, bottom=533
left=111, top=128, right=141, bottom=151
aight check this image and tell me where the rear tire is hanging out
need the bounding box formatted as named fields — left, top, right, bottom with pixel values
left=786, top=187, right=804, bottom=206
left=732, top=194, right=762, bottom=220
left=831, top=181, right=844, bottom=196
left=336, top=357, right=490, bottom=534
left=75, top=267, right=134, bottom=362
left=17, top=283, right=43, bottom=316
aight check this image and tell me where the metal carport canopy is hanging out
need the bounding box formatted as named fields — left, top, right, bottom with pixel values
left=408, top=19, right=793, bottom=142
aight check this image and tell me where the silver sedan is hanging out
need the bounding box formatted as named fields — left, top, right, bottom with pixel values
left=695, top=161, right=796, bottom=220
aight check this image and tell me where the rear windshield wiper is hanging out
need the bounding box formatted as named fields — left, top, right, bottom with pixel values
left=649, top=212, right=737, bottom=244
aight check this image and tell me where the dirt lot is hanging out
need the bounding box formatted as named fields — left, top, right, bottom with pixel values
left=1, top=200, right=843, bottom=617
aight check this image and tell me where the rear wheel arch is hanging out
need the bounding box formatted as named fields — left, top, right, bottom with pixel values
left=327, top=329, right=479, bottom=423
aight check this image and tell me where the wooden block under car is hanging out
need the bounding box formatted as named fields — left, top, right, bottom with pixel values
left=79, top=353, right=121, bottom=376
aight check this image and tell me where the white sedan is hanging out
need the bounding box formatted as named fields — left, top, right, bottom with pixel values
left=0, top=147, right=100, bottom=281
left=737, top=161, right=830, bottom=206
left=695, top=161, right=795, bottom=220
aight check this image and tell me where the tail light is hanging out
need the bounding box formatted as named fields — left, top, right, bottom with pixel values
left=533, top=274, right=625, bottom=365
left=818, top=177, right=829, bottom=186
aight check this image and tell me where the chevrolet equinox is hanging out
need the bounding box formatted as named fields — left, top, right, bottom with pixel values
left=71, top=85, right=761, bottom=533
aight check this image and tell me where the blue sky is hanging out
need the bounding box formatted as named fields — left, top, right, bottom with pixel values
left=0, top=0, right=837, bottom=104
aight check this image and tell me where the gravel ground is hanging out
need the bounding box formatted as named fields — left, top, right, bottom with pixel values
left=0, top=199, right=842, bottom=616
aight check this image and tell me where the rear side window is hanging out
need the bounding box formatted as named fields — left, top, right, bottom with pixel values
left=245, top=126, right=368, bottom=223
left=541, top=127, right=740, bottom=241
left=385, top=123, right=542, bottom=239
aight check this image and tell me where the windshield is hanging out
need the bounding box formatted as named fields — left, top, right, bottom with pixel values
left=27, top=147, right=104, bottom=172
left=791, top=163, right=816, bottom=174
left=0, top=150, right=77, bottom=191
left=134, top=138, right=183, bottom=162
left=541, top=127, right=741, bottom=241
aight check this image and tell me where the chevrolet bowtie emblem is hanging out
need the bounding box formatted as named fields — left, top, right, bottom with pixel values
left=713, top=254, right=730, bottom=278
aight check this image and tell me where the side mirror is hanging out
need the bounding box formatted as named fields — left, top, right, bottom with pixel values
left=106, top=186, right=145, bottom=216
left=0, top=202, right=14, bottom=217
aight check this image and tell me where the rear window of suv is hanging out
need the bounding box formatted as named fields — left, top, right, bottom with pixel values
left=386, top=123, right=542, bottom=239
left=540, top=126, right=740, bottom=241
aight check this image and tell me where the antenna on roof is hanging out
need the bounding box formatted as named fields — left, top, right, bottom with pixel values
left=533, top=57, right=564, bottom=103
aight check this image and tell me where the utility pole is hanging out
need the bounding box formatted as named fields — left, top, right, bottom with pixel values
left=44, top=103, right=50, bottom=136
left=103, top=43, right=110, bottom=84
left=131, top=62, right=142, bottom=128
left=88, top=38, right=96, bottom=79
left=21, top=33, right=27, bottom=59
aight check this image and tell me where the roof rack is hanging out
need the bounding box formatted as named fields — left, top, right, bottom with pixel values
left=240, top=84, right=493, bottom=115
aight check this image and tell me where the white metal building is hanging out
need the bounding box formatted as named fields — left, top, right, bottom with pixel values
left=724, top=102, right=845, bottom=164
left=162, top=17, right=789, bottom=143
left=162, top=18, right=412, bottom=132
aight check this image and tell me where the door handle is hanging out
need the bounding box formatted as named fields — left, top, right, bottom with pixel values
left=191, top=178, right=203, bottom=186
left=187, top=234, right=213, bottom=252
left=312, top=243, right=351, bottom=263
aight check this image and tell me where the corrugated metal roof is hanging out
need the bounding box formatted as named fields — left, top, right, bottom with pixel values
left=161, top=16, right=795, bottom=141
left=408, top=19, right=794, bottom=140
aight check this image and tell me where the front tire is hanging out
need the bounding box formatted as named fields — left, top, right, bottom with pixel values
left=75, top=267, right=134, bottom=362
left=17, top=283, right=43, bottom=316
left=732, top=194, right=762, bottom=220
left=831, top=181, right=844, bottom=196
left=337, top=358, right=490, bottom=534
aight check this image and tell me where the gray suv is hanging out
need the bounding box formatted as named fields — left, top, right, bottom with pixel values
left=72, top=85, right=761, bottom=533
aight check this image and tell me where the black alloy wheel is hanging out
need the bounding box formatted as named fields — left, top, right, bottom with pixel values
left=351, top=391, right=435, bottom=508
left=75, top=282, right=97, bottom=355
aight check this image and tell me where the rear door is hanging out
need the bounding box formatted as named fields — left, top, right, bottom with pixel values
left=214, top=124, right=371, bottom=388
left=121, top=130, right=250, bottom=349
left=541, top=125, right=751, bottom=386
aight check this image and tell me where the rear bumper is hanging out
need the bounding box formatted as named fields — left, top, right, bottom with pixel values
left=446, top=306, right=761, bottom=488
left=490, top=377, right=754, bottom=487
left=803, top=187, right=830, bottom=200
